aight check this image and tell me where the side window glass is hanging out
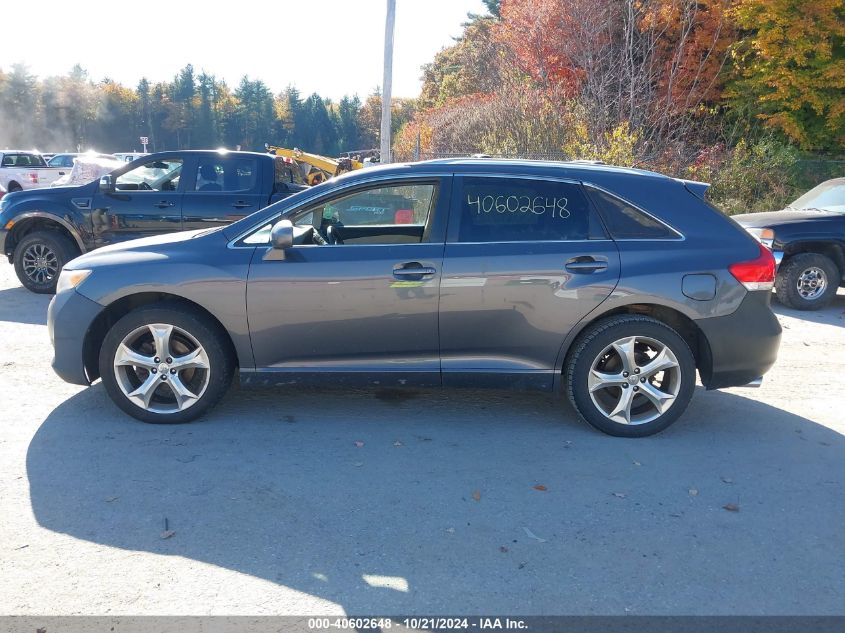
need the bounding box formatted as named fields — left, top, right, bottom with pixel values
left=588, top=188, right=678, bottom=239
left=457, top=177, right=594, bottom=242
left=242, top=182, right=438, bottom=246
left=26, top=153, right=47, bottom=167
left=311, top=183, right=435, bottom=228
left=194, top=157, right=258, bottom=192
left=115, top=159, right=183, bottom=192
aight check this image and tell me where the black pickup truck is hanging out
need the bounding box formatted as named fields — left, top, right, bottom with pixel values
left=0, top=150, right=306, bottom=292
left=733, top=177, right=845, bottom=310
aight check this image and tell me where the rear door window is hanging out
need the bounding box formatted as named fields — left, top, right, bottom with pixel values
left=193, top=156, right=259, bottom=192
left=455, top=177, right=602, bottom=242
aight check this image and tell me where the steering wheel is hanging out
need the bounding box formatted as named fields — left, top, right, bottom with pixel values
left=326, top=225, right=344, bottom=245
left=311, top=228, right=327, bottom=246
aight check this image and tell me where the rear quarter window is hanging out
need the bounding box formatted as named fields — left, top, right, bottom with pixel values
left=587, top=187, right=679, bottom=240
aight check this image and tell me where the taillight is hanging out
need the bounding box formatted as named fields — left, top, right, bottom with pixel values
left=729, top=243, right=776, bottom=291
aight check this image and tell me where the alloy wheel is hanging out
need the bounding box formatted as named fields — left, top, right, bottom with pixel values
left=21, top=243, right=59, bottom=285
left=113, top=323, right=211, bottom=414
left=588, top=336, right=682, bottom=425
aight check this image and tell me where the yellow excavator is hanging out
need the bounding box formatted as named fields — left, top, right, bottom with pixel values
left=265, top=144, right=368, bottom=186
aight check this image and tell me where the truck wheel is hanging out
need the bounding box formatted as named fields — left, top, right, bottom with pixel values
left=7, top=181, right=22, bottom=192
left=13, top=230, right=79, bottom=294
left=566, top=315, right=696, bottom=437
left=775, top=253, right=839, bottom=311
left=98, top=304, right=235, bottom=424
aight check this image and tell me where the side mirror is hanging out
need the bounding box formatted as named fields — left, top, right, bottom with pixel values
left=99, top=174, right=114, bottom=192
left=270, top=219, right=294, bottom=250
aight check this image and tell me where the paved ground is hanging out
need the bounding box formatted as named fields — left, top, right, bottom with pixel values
left=0, top=263, right=844, bottom=616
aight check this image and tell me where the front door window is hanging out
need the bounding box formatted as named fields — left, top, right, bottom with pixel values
left=115, top=159, right=183, bottom=192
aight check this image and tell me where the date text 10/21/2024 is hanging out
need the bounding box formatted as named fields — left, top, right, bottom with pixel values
left=467, top=194, right=572, bottom=219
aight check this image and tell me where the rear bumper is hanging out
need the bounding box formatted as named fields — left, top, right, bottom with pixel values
left=696, top=290, right=781, bottom=389
left=48, top=289, right=104, bottom=385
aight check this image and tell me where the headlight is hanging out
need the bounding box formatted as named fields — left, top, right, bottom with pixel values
left=746, top=227, right=775, bottom=249
left=56, top=268, right=92, bottom=294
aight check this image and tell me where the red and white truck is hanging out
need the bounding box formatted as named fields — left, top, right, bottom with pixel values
left=0, top=151, right=67, bottom=192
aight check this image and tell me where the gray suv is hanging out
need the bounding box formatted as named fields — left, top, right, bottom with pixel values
left=48, top=159, right=781, bottom=436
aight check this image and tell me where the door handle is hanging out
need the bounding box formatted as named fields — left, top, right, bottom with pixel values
left=393, top=263, right=437, bottom=278
left=154, top=200, right=175, bottom=208
left=231, top=201, right=252, bottom=209
left=565, top=256, right=608, bottom=273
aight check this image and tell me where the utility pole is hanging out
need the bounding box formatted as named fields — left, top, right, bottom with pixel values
left=380, top=0, right=396, bottom=164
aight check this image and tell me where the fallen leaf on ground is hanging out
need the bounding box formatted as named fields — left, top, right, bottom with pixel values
left=471, top=490, right=481, bottom=502
left=499, top=546, right=509, bottom=553
left=160, top=530, right=176, bottom=539
left=689, top=488, right=699, bottom=496
left=633, top=461, right=642, bottom=466
left=354, top=441, right=364, bottom=448
left=612, top=492, right=627, bottom=499
left=445, top=527, right=455, bottom=534
left=721, top=477, right=734, bottom=484
left=533, top=484, right=548, bottom=491
left=522, top=526, right=547, bottom=543
left=723, top=503, right=740, bottom=512
left=393, top=440, right=404, bottom=447
left=353, top=462, right=364, bottom=467
left=105, top=496, right=119, bottom=502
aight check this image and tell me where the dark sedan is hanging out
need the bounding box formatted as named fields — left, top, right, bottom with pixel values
left=48, top=159, right=781, bottom=436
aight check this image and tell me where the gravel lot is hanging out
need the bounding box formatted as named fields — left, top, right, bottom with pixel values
left=1, top=262, right=844, bottom=616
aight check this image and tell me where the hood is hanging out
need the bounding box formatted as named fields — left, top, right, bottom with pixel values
left=68, top=228, right=223, bottom=270
left=731, top=209, right=843, bottom=227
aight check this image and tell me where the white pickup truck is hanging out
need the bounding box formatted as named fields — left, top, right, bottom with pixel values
left=0, top=151, right=68, bottom=192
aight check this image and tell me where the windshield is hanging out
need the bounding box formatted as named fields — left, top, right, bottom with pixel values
left=789, top=179, right=845, bottom=213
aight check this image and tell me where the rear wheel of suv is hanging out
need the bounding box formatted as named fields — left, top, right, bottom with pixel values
left=774, top=253, right=839, bottom=311
left=13, top=230, right=78, bottom=294
left=566, top=315, right=696, bottom=437
left=98, top=305, right=235, bottom=424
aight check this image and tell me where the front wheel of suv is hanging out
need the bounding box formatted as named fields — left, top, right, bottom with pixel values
left=774, top=253, right=839, bottom=311
left=98, top=304, right=235, bottom=424
left=566, top=315, right=696, bottom=437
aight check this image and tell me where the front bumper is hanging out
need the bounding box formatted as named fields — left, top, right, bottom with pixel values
left=695, top=290, right=781, bottom=390
left=48, top=289, right=104, bottom=385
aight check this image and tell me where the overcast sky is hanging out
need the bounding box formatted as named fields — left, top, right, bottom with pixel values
left=5, top=0, right=487, bottom=100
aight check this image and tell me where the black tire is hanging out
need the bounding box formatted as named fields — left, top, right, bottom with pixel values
left=774, top=253, right=839, bottom=311
left=13, top=230, right=79, bottom=294
left=98, top=304, right=235, bottom=424
left=7, top=181, right=22, bottom=192
left=565, top=315, right=696, bottom=437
